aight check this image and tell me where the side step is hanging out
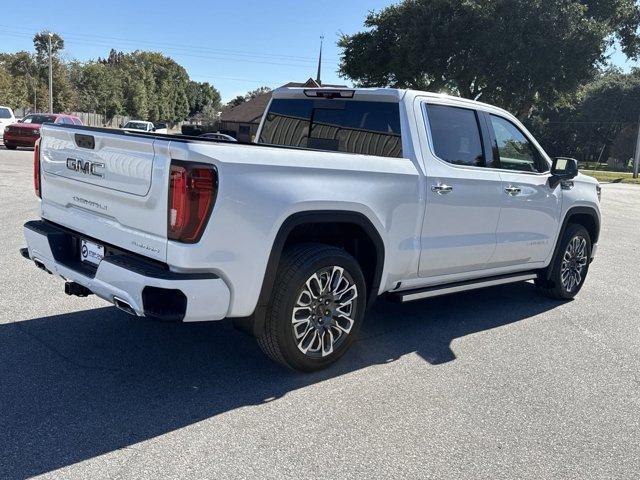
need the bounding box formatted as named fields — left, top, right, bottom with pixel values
left=388, top=272, right=538, bottom=303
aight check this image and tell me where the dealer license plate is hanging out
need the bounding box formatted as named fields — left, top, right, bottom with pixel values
left=80, top=239, right=104, bottom=266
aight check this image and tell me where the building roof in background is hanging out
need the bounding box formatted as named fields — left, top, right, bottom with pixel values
left=220, top=92, right=272, bottom=124
left=220, top=78, right=348, bottom=124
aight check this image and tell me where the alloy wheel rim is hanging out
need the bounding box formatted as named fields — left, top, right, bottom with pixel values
left=561, top=235, right=588, bottom=293
left=291, top=266, right=358, bottom=358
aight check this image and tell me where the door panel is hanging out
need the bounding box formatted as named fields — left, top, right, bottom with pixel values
left=493, top=172, right=562, bottom=265
left=419, top=170, right=503, bottom=276
left=418, top=103, right=502, bottom=277
left=484, top=113, right=562, bottom=265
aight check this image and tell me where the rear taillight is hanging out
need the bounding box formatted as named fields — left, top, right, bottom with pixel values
left=34, top=138, right=41, bottom=198
left=168, top=161, right=217, bottom=243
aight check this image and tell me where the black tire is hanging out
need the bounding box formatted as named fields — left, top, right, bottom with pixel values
left=536, top=224, right=591, bottom=300
left=257, top=243, right=367, bottom=372
left=4, top=144, right=17, bottom=150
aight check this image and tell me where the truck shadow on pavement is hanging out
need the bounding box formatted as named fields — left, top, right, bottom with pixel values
left=0, top=282, right=561, bottom=479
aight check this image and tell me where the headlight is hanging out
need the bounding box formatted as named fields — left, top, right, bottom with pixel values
left=4, top=126, right=9, bottom=133
left=596, top=184, right=601, bottom=202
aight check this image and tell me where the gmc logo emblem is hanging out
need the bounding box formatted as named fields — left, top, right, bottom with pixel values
left=66, top=158, right=104, bottom=178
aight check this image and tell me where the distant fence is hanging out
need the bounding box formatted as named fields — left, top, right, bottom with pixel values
left=68, top=112, right=130, bottom=128
left=12, top=108, right=185, bottom=132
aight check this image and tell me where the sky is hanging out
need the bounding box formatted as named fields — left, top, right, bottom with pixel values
left=0, top=0, right=636, bottom=102
left=0, top=0, right=397, bottom=102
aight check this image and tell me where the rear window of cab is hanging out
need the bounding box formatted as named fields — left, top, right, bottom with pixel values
left=259, top=98, right=402, bottom=158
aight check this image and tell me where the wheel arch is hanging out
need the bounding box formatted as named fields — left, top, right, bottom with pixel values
left=544, top=206, right=600, bottom=281
left=234, top=210, right=385, bottom=337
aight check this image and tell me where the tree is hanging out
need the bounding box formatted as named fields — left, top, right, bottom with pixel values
left=226, top=86, right=271, bottom=108
left=529, top=68, right=640, bottom=165
left=186, top=81, right=222, bottom=116
left=0, top=65, right=27, bottom=108
left=200, top=103, right=221, bottom=125
left=226, top=95, right=247, bottom=108
left=245, top=86, right=271, bottom=100
left=339, top=0, right=640, bottom=119
left=30, top=31, right=74, bottom=112
left=0, top=31, right=222, bottom=122
left=33, top=31, right=64, bottom=59
left=0, top=52, right=38, bottom=110
left=69, top=61, right=123, bottom=117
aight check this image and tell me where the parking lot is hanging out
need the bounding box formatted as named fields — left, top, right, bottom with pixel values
left=1, top=146, right=639, bottom=479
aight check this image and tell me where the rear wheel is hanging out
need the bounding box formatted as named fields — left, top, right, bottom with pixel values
left=257, top=244, right=366, bottom=371
left=536, top=224, right=591, bottom=300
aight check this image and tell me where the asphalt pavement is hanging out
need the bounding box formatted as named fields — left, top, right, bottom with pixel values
left=1, top=146, right=639, bottom=479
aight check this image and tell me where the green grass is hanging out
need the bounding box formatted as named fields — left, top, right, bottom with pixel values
left=580, top=169, right=640, bottom=185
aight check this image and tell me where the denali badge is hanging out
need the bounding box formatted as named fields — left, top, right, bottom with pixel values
left=132, top=241, right=160, bottom=254
left=66, top=158, right=104, bottom=178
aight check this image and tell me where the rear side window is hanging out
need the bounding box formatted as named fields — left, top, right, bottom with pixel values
left=72, top=117, right=82, bottom=125
left=425, top=104, right=484, bottom=167
left=259, top=99, right=402, bottom=158
left=489, top=115, right=546, bottom=172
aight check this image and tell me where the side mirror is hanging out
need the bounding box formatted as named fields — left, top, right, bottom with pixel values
left=119, top=123, right=123, bottom=128
left=550, top=157, right=578, bottom=188
left=17, top=119, right=23, bottom=123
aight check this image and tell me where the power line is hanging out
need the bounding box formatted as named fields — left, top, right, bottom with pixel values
left=0, top=25, right=340, bottom=65
left=189, top=73, right=274, bottom=85
left=0, top=28, right=345, bottom=93
left=0, top=29, right=337, bottom=71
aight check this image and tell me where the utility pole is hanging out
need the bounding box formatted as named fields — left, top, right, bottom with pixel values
left=315, top=35, right=324, bottom=86
left=633, top=112, right=640, bottom=178
left=48, top=32, right=53, bottom=114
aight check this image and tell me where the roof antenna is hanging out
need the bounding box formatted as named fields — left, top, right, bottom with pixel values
left=316, top=35, right=324, bottom=86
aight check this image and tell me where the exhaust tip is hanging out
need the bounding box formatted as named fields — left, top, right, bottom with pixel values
left=113, top=296, right=137, bottom=316
left=34, top=259, right=52, bottom=275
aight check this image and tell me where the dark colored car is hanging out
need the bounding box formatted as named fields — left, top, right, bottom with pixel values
left=3, top=113, right=82, bottom=149
left=199, top=132, right=237, bottom=142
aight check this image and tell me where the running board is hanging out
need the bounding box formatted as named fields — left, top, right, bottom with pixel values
left=389, top=272, right=538, bottom=303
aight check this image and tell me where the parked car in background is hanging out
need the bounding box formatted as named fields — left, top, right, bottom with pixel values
left=0, top=106, right=16, bottom=142
left=154, top=122, right=168, bottom=134
left=199, top=132, right=237, bottom=142
left=3, top=113, right=82, bottom=150
left=120, top=120, right=167, bottom=134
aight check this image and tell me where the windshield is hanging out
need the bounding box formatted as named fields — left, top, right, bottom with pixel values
left=123, top=121, right=150, bottom=130
left=0, top=108, right=12, bottom=119
left=22, top=114, right=57, bottom=124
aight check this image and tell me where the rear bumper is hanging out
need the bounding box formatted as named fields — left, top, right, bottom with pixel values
left=22, top=220, right=231, bottom=321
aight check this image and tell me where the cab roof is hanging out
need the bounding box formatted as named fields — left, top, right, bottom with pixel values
left=271, top=86, right=513, bottom=117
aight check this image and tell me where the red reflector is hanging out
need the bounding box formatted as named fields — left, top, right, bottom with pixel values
left=168, top=162, right=217, bottom=243
left=34, top=138, right=41, bottom=198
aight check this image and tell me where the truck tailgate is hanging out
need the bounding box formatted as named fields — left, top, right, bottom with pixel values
left=38, top=124, right=171, bottom=262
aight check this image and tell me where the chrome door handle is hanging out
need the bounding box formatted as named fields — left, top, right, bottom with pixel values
left=431, top=184, right=453, bottom=195
left=505, top=185, right=521, bottom=196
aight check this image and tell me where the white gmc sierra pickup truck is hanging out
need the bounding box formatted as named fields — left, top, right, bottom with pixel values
left=22, top=87, right=601, bottom=371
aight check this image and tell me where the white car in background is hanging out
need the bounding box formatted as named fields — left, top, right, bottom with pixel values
left=0, top=106, right=16, bottom=142
left=120, top=120, right=168, bottom=134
